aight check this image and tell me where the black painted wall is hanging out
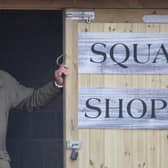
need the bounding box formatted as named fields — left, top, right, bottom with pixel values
left=0, top=10, right=63, bottom=168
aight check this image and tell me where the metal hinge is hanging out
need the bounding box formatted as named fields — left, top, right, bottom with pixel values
left=65, top=11, right=95, bottom=23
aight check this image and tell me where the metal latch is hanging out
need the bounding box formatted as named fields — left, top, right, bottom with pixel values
left=66, top=140, right=81, bottom=149
left=67, top=141, right=81, bottom=161
left=65, top=11, right=95, bottom=23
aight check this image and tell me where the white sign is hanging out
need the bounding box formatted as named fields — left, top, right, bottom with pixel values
left=78, top=32, right=168, bottom=74
left=79, top=88, right=168, bottom=129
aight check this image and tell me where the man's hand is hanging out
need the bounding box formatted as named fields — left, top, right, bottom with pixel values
left=54, top=64, right=68, bottom=87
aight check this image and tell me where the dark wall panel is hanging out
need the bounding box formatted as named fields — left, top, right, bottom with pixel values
left=0, top=10, right=63, bottom=168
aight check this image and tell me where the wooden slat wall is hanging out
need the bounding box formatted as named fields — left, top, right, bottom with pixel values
left=1, top=0, right=168, bottom=9
left=64, top=19, right=168, bottom=167
left=77, top=23, right=168, bottom=168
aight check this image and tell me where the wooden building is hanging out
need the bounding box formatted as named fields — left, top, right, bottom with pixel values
left=2, top=1, right=168, bottom=168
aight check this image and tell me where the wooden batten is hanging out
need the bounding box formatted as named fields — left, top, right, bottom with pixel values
left=1, top=0, right=168, bottom=9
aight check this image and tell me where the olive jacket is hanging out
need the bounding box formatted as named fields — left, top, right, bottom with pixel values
left=0, top=70, right=61, bottom=161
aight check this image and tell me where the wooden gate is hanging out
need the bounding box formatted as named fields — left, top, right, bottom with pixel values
left=64, top=9, right=168, bottom=168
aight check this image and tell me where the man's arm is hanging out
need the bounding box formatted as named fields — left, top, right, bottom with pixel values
left=13, top=81, right=60, bottom=112
left=11, top=64, right=68, bottom=112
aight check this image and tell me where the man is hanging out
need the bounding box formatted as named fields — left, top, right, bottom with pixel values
left=0, top=64, right=68, bottom=168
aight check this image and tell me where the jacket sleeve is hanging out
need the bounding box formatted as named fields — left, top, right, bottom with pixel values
left=13, top=81, right=61, bottom=112
left=3, top=71, right=61, bottom=112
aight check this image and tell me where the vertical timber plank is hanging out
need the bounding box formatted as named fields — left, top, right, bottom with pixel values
left=159, top=24, right=168, bottom=168
left=64, top=19, right=78, bottom=168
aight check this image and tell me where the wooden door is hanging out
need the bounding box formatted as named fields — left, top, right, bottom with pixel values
left=64, top=9, right=168, bottom=168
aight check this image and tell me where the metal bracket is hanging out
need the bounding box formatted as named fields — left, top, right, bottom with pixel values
left=66, top=141, right=81, bottom=150
left=65, top=11, right=95, bottom=23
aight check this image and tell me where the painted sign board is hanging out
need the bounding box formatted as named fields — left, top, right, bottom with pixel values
left=78, top=32, right=168, bottom=74
left=78, top=88, right=168, bottom=129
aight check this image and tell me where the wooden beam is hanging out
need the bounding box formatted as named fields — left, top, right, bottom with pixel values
left=0, top=0, right=73, bottom=9
left=94, top=9, right=168, bottom=22
left=74, top=0, right=168, bottom=9
left=1, top=0, right=168, bottom=9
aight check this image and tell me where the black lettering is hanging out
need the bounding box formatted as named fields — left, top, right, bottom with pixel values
left=133, top=44, right=151, bottom=64
left=85, top=98, right=102, bottom=118
left=151, top=99, right=167, bottom=118
left=105, top=99, right=123, bottom=118
left=110, top=43, right=129, bottom=68
left=153, top=44, right=168, bottom=63
left=90, top=43, right=107, bottom=63
left=127, top=98, right=147, bottom=119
